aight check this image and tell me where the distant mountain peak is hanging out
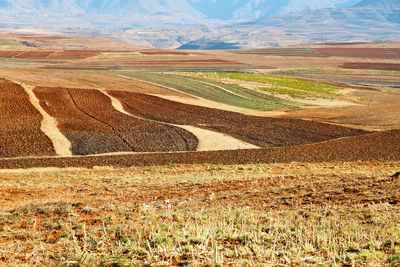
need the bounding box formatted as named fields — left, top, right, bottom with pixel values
left=354, top=0, right=400, bottom=8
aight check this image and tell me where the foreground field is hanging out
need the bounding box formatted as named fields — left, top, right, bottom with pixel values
left=0, top=162, right=399, bottom=265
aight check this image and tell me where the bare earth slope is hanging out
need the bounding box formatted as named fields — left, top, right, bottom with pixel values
left=34, top=87, right=198, bottom=155
left=0, top=79, right=55, bottom=157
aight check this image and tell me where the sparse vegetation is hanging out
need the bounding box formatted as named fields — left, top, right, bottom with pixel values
left=0, top=162, right=399, bottom=265
left=0, top=38, right=18, bottom=46
left=115, top=71, right=298, bottom=110
left=259, top=86, right=320, bottom=99
left=187, top=72, right=344, bottom=96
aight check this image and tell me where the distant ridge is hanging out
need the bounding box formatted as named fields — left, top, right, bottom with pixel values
left=354, top=0, right=400, bottom=8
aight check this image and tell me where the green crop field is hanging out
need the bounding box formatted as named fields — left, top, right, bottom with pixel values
left=0, top=38, right=18, bottom=46
left=115, top=71, right=299, bottom=111
left=188, top=72, right=344, bottom=99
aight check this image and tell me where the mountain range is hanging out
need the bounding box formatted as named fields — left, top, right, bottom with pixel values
left=0, top=0, right=399, bottom=48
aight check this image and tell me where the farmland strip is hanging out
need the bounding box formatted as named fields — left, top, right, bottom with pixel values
left=1, top=130, right=399, bottom=169
left=102, top=90, right=258, bottom=151
left=108, top=91, right=368, bottom=148
left=34, top=87, right=198, bottom=155
left=0, top=79, right=55, bottom=157
left=34, top=86, right=130, bottom=155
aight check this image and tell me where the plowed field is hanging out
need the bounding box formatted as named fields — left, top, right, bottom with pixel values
left=0, top=80, right=55, bottom=157
left=33, top=87, right=197, bottom=155
left=140, top=50, right=189, bottom=55
left=47, top=51, right=100, bottom=59
left=341, top=62, right=400, bottom=70
left=0, top=130, right=399, bottom=169
left=312, top=48, right=400, bottom=59
left=0, top=50, right=100, bottom=60
left=0, top=51, right=21, bottom=57
left=14, top=51, right=54, bottom=59
left=108, top=91, right=367, bottom=148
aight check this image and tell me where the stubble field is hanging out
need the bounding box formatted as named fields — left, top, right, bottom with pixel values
left=0, top=162, right=399, bottom=266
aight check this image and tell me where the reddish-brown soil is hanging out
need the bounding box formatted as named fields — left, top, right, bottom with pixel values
left=0, top=129, right=399, bottom=169
left=18, top=35, right=70, bottom=40
left=140, top=50, right=189, bottom=55
left=0, top=51, right=21, bottom=57
left=109, top=91, right=367, bottom=148
left=111, top=59, right=238, bottom=64
left=312, top=48, right=400, bottom=59
left=14, top=51, right=55, bottom=59
left=341, top=62, right=400, bottom=70
left=0, top=80, right=55, bottom=158
left=47, top=51, right=100, bottom=60
left=0, top=69, right=189, bottom=97
left=34, top=87, right=198, bottom=155
left=0, top=50, right=100, bottom=60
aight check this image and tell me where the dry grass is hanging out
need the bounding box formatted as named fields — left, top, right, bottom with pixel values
left=0, top=162, right=399, bottom=266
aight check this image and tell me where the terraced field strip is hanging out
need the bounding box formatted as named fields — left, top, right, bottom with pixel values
left=21, top=84, right=72, bottom=157
left=312, top=48, right=400, bottom=59
left=341, top=62, right=400, bottom=71
left=0, top=79, right=55, bottom=157
left=102, top=90, right=259, bottom=151
left=232, top=47, right=319, bottom=56
left=115, top=71, right=294, bottom=111
left=1, top=130, right=399, bottom=169
left=34, top=87, right=197, bottom=155
left=0, top=50, right=101, bottom=60
left=108, top=91, right=367, bottom=148
left=191, top=72, right=344, bottom=98
left=14, top=51, right=54, bottom=59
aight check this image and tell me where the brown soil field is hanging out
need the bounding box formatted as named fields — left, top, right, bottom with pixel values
left=0, top=80, right=55, bottom=158
left=47, top=50, right=100, bottom=60
left=0, top=50, right=100, bottom=60
left=0, top=129, right=399, bottom=169
left=109, top=91, right=367, bottom=148
left=341, top=62, right=400, bottom=70
left=18, top=35, right=70, bottom=40
left=106, top=59, right=237, bottom=64
left=312, top=48, right=400, bottom=59
left=0, top=69, right=190, bottom=97
left=139, top=50, right=190, bottom=55
left=14, top=51, right=55, bottom=59
left=34, top=87, right=198, bottom=155
left=0, top=51, right=21, bottom=57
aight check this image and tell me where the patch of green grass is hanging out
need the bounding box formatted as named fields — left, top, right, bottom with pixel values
left=193, top=72, right=344, bottom=96
left=0, top=38, right=18, bottom=46
left=259, top=87, right=320, bottom=99
left=115, top=71, right=299, bottom=111
left=272, top=68, right=400, bottom=77
left=271, top=68, right=349, bottom=75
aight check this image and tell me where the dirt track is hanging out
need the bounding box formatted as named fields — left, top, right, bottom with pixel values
left=0, top=80, right=55, bottom=158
